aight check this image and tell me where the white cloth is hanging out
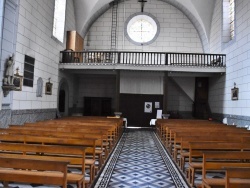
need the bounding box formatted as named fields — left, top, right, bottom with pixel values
left=150, top=119, right=157, bottom=126
left=123, top=118, right=127, bottom=128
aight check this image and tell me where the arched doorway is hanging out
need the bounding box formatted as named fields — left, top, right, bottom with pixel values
left=59, top=90, right=65, bottom=113
left=58, top=79, right=69, bottom=117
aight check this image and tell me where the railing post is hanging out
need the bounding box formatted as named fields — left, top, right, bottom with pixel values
left=165, top=53, right=168, bottom=65
left=117, top=52, right=121, bottom=64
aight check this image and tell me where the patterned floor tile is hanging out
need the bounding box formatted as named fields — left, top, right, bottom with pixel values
left=94, top=128, right=189, bottom=188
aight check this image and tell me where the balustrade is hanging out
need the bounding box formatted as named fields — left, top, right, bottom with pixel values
left=60, top=51, right=226, bottom=67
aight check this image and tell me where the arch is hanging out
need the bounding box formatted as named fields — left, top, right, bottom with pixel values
left=81, top=0, right=209, bottom=53
left=57, top=78, right=69, bottom=117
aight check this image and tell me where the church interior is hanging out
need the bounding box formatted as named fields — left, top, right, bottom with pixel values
left=0, top=0, right=250, bottom=187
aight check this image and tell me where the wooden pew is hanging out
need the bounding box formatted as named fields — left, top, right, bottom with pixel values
left=0, top=134, right=97, bottom=186
left=0, top=142, right=87, bottom=187
left=6, top=126, right=110, bottom=167
left=1, top=127, right=109, bottom=167
left=0, top=156, right=69, bottom=188
left=224, top=167, right=250, bottom=188
left=177, top=135, right=245, bottom=170
left=156, top=119, right=224, bottom=143
left=20, top=123, right=118, bottom=149
left=163, top=123, right=239, bottom=149
left=169, top=128, right=250, bottom=159
left=169, top=126, right=247, bottom=150
left=3, top=116, right=124, bottom=186
left=188, top=142, right=250, bottom=187
left=28, top=117, right=122, bottom=140
left=202, top=151, right=250, bottom=188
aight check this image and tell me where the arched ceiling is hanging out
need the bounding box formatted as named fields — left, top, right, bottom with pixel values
left=73, top=0, right=215, bottom=52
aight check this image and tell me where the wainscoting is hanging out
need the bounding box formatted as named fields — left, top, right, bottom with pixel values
left=0, top=109, right=57, bottom=128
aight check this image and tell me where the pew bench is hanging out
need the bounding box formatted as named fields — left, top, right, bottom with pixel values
left=187, top=142, right=250, bottom=187
left=202, top=151, right=250, bottom=188
left=177, top=135, right=245, bottom=171
left=0, top=156, right=69, bottom=188
left=0, top=142, right=89, bottom=187
left=0, top=134, right=97, bottom=186
left=224, top=167, right=250, bottom=188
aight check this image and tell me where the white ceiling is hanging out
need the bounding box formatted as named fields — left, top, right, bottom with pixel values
left=73, top=0, right=215, bottom=42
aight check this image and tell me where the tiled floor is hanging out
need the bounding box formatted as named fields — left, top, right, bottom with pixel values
left=94, top=128, right=189, bottom=188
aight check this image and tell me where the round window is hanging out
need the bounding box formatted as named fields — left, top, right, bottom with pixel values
left=125, top=13, right=160, bottom=46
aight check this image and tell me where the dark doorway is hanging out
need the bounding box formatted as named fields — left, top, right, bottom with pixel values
left=194, top=77, right=209, bottom=119
left=59, top=90, right=65, bottom=112
left=84, top=97, right=112, bottom=116
left=120, top=94, right=163, bottom=127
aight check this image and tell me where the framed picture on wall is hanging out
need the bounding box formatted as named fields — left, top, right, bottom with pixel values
left=45, top=82, right=53, bottom=95
left=144, top=102, right=152, bottom=113
left=13, top=74, right=23, bottom=91
left=231, top=87, right=238, bottom=100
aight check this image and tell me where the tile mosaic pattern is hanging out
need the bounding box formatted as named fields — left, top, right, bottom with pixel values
left=94, top=128, right=189, bottom=188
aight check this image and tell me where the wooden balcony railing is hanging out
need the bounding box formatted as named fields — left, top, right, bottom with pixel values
left=60, top=51, right=226, bottom=67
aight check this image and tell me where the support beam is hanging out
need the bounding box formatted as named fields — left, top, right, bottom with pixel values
left=115, top=70, right=120, bottom=112
left=163, top=72, right=168, bottom=114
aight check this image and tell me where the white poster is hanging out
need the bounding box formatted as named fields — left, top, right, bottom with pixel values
left=155, top=102, right=160, bottom=108
left=144, top=102, right=152, bottom=113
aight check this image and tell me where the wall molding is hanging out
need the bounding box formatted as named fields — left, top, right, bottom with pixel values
left=212, top=113, right=250, bottom=127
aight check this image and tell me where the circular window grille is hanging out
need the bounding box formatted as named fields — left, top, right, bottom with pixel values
left=125, top=13, right=160, bottom=46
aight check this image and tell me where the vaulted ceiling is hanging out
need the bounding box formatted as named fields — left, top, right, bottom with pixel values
left=73, top=0, right=215, bottom=51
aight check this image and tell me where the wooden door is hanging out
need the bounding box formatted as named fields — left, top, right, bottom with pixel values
left=194, top=77, right=209, bottom=119
left=84, top=97, right=112, bottom=116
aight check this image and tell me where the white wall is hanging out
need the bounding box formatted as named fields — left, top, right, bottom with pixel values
left=77, top=74, right=116, bottom=110
left=167, top=78, right=193, bottom=113
left=10, top=0, right=76, bottom=110
left=120, top=71, right=164, bottom=94
left=86, top=0, right=203, bottom=53
left=172, top=77, right=195, bottom=101
left=209, top=0, right=250, bottom=123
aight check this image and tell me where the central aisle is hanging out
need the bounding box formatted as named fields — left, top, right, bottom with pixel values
left=94, top=128, right=189, bottom=188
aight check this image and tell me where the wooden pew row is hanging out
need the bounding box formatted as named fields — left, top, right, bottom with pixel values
left=0, top=134, right=97, bottom=186
left=168, top=127, right=249, bottom=158
left=10, top=117, right=123, bottom=173
left=31, top=117, right=124, bottom=139
left=224, top=167, right=250, bottom=188
left=22, top=122, right=119, bottom=149
left=8, top=125, right=113, bottom=162
left=188, top=142, right=250, bottom=187
left=178, top=134, right=250, bottom=169
left=0, top=142, right=88, bottom=188
left=168, top=125, right=246, bottom=149
left=173, top=131, right=250, bottom=162
left=1, top=116, right=124, bottom=187
left=202, top=151, right=250, bottom=188
left=159, top=122, right=236, bottom=147
left=156, top=119, right=223, bottom=142
left=154, top=119, right=250, bottom=188
left=0, top=127, right=107, bottom=172
left=176, top=134, right=246, bottom=168
left=0, top=156, right=69, bottom=188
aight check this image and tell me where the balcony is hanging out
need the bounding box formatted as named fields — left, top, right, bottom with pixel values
left=59, top=51, right=226, bottom=73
